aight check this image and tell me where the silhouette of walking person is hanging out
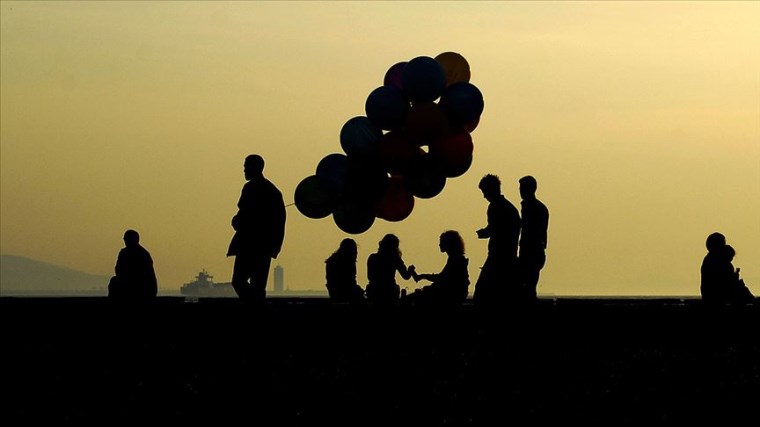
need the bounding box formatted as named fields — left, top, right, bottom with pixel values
left=227, top=154, right=286, bottom=302
left=518, top=176, right=549, bottom=301
left=405, top=230, right=470, bottom=304
left=473, top=174, right=521, bottom=305
left=325, top=238, right=365, bottom=303
left=108, top=229, right=158, bottom=300
left=365, top=234, right=413, bottom=304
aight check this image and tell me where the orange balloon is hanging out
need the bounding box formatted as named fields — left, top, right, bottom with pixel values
left=435, top=52, right=471, bottom=87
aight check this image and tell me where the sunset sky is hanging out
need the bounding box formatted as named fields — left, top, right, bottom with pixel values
left=1, top=1, right=758, bottom=296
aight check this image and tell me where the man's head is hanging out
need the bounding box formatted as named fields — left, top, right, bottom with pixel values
left=123, top=229, right=140, bottom=247
left=244, top=155, right=265, bottom=181
left=478, top=174, right=501, bottom=201
left=519, top=175, right=537, bottom=200
left=705, top=232, right=726, bottom=253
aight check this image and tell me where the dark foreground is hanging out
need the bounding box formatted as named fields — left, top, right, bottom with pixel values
left=2, top=297, right=758, bottom=424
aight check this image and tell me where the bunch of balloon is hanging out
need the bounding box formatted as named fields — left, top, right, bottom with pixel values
left=295, top=52, right=484, bottom=234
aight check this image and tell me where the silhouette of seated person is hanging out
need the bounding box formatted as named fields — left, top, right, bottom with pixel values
left=325, top=238, right=365, bottom=303
left=405, top=230, right=470, bottom=305
left=701, top=233, right=754, bottom=304
left=720, top=245, right=754, bottom=304
left=365, top=234, right=413, bottom=304
left=108, top=229, right=158, bottom=300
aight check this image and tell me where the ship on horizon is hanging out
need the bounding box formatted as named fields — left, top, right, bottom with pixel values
left=180, top=269, right=236, bottom=297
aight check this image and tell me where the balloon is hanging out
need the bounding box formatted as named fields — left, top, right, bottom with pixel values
left=340, top=116, right=382, bottom=160
left=463, top=115, right=480, bottom=133
left=375, top=176, right=414, bottom=222
left=365, top=86, right=409, bottom=131
left=402, top=56, right=447, bottom=103
left=333, top=198, right=376, bottom=234
left=435, top=52, right=471, bottom=86
left=405, top=102, right=450, bottom=143
left=294, top=175, right=335, bottom=219
left=316, top=153, right=348, bottom=195
left=430, top=131, right=473, bottom=163
left=440, top=82, right=484, bottom=127
left=345, top=158, right=389, bottom=204
left=377, top=131, right=418, bottom=175
left=383, top=61, right=407, bottom=91
left=405, top=154, right=447, bottom=199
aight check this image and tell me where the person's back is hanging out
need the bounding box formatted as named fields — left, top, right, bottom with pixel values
left=109, top=230, right=158, bottom=300
left=366, top=252, right=402, bottom=303
left=325, top=239, right=365, bottom=303
left=486, top=195, right=521, bottom=257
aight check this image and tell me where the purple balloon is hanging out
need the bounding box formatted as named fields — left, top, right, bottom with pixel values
left=383, top=61, right=407, bottom=91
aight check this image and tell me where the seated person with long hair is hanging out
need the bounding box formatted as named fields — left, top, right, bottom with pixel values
left=325, top=238, right=365, bottom=303
left=406, top=230, right=470, bottom=304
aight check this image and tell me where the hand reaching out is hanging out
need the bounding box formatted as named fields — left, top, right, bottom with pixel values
left=408, top=265, right=420, bottom=282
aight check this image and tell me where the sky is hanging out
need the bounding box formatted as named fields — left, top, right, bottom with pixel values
left=1, top=1, right=758, bottom=296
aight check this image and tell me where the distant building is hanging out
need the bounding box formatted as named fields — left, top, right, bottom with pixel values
left=273, top=265, right=284, bottom=292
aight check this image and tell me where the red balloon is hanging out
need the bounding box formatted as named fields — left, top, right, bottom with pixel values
left=406, top=102, right=450, bottom=143
left=377, top=131, right=417, bottom=174
left=430, top=131, right=474, bottom=178
left=375, top=176, right=414, bottom=222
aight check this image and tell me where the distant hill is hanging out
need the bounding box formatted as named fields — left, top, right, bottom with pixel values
left=0, top=254, right=109, bottom=296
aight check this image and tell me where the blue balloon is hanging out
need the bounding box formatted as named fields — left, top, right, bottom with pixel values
left=440, top=82, right=484, bottom=126
left=333, top=198, right=376, bottom=234
left=365, top=86, right=409, bottom=131
left=340, top=116, right=382, bottom=160
left=404, top=154, right=447, bottom=199
left=316, top=153, right=348, bottom=195
left=402, top=56, right=447, bottom=103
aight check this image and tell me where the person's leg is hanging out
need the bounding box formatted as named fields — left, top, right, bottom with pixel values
left=474, top=255, right=495, bottom=305
left=249, top=255, right=272, bottom=301
left=521, top=251, right=546, bottom=300
left=232, top=254, right=254, bottom=300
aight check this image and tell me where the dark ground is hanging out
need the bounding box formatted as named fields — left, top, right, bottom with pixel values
left=2, top=297, right=758, bottom=424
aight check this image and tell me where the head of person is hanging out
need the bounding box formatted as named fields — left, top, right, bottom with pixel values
left=338, top=238, right=358, bottom=260
left=478, top=174, right=501, bottom=201
left=705, top=232, right=726, bottom=253
left=378, top=234, right=401, bottom=257
left=439, top=230, right=465, bottom=256
left=123, top=229, right=140, bottom=248
left=519, top=175, right=538, bottom=200
left=244, top=154, right=265, bottom=181
left=722, top=244, right=736, bottom=262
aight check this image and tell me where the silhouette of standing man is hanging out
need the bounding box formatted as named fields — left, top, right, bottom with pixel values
left=108, top=229, right=158, bottom=300
left=227, top=155, right=286, bottom=301
left=473, top=174, right=521, bottom=305
left=518, top=176, right=549, bottom=301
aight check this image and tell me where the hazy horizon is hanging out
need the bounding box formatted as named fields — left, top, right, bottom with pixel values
left=2, top=2, right=758, bottom=296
